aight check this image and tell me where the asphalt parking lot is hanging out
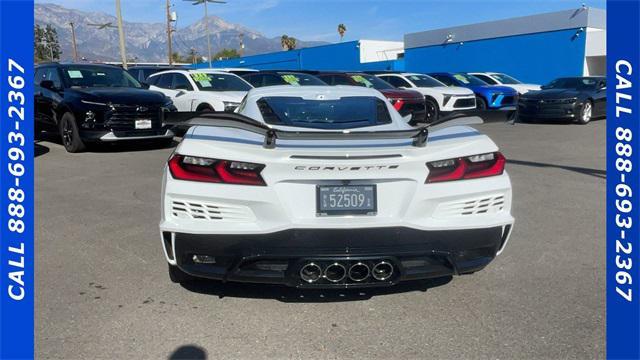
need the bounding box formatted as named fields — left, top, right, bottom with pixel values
left=36, top=117, right=605, bottom=359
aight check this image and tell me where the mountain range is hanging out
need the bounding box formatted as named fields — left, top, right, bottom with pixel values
left=35, top=3, right=327, bottom=62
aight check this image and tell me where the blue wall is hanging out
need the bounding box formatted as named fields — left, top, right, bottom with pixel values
left=404, top=28, right=586, bottom=84
left=196, top=41, right=363, bottom=71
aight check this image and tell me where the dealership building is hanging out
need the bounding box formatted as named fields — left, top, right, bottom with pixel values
left=204, top=7, right=605, bottom=84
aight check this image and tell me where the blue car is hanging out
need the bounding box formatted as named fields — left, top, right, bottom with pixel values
left=428, top=72, right=518, bottom=110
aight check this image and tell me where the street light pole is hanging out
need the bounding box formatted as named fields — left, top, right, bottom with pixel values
left=203, top=0, right=212, bottom=67
left=166, top=0, right=174, bottom=65
left=185, top=0, right=226, bottom=68
left=69, top=22, right=78, bottom=62
left=115, top=0, right=128, bottom=69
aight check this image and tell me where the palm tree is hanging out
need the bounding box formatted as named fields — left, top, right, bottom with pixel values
left=286, top=36, right=297, bottom=50
left=338, top=23, right=347, bottom=41
left=281, top=35, right=289, bottom=50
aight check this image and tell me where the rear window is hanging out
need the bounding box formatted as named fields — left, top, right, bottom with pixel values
left=278, top=73, right=326, bottom=86
left=190, top=73, right=252, bottom=91
left=257, top=96, right=392, bottom=129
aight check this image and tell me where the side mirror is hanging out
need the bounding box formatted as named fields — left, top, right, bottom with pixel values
left=40, top=80, right=55, bottom=90
left=140, top=82, right=150, bottom=89
left=176, top=90, right=186, bottom=97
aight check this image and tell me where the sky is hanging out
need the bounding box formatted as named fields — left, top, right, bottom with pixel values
left=36, top=0, right=606, bottom=42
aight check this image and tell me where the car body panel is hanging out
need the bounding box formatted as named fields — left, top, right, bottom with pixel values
left=148, top=69, right=252, bottom=112
left=469, top=72, right=541, bottom=94
left=428, top=72, right=519, bottom=109
left=34, top=63, right=175, bottom=142
left=159, top=85, right=514, bottom=287
left=518, top=76, right=606, bottom=120
left=375, top=73, right=476, bottom=112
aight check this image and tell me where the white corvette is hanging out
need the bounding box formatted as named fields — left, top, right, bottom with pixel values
left=160, top=85, right=514, bottom=288
left=147, top=69, right=253, bottom=112
left=375, top=72, right=476, bottom=121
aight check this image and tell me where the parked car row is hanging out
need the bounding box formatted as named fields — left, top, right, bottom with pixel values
left=34, top=61, right=606, bottom=153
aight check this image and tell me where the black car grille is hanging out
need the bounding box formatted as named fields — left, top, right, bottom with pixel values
left=453, top=98, right=476, bottom=108
left=104, top=104, right=163, bottom=131
left=502, top=95, right=515, bottom=105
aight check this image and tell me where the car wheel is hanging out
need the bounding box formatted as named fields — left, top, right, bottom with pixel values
left=196, top=104, right=213, bottom=112
left=58, top=112, right=86, bottom=153
left=424, top=98, right=439, bottom=123
left=476, top=97, right=487, bottom=110
left=168, top=264, right=195, bottom=284
left=577, top=100, right=592, bottom=125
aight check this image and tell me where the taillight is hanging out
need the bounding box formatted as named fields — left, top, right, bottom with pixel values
left=426, top=152, right=505, bottom=183
left=168, top=154, right=266, bottom=186
left=392, top=99, right=405, bottom=111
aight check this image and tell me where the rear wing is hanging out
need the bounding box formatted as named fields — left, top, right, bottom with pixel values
left=163, top=111, right=510, bottom=149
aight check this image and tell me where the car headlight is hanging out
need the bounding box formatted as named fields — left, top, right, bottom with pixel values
left=161, top=98, right=176, bottom=111
left=81, top=100, right=108, bottom=107
left=223, top=101, right=240, bottom=112
left=561, top=97, right=578, bottom=104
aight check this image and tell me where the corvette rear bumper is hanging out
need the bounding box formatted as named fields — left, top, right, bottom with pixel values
left=162, top=225, right=512, bottom=288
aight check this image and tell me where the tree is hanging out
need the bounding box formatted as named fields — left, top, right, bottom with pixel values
left=171, top=52, right=189, bottom=63
left=213, top=48, right=240, bottom=60
left=338, top=23, right=347, bottom=41
left=188, top=48, right=199, bottom=64
left=281, top=35, right=290, bottom=50
left=35, top=24, right=62, bottom=62
left=280, top=35, right=297, bottom=51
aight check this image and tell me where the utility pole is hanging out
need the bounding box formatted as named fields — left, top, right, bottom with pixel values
left=185, top=0, right=226, bottom=68
left=115, top=0, right=128, bottom=69
left=69, top=22, right=78, bottom=62
left=239, top=33, right=244, bottom=57
left=166, top=0, right=174, bottom=65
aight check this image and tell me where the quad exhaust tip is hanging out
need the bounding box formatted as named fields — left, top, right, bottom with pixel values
left=372, top=261, right=394, bottom=281
left=300, top=262, right=322, bottom=283
left=348, top=262, right=370, bottom=282
left=324, top=263, right=347, bottom=283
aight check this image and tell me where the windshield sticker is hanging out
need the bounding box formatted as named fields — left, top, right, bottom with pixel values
left=281, top=74, right=300, bottom=86
left=198, top=80, right=212, bottom=87
left=351, top=75, right=373, bottom=87
left=190, top=73, right=210, bottom=82
left=67, top=70, right=83, bottom=79
left=453, top=74, right=470, bottom=84
left=408, top=75, right=421, bottom=81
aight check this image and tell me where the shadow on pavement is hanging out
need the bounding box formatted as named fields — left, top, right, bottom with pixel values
left=35, top=130, right=178, bottom=153
left=35, top=142, right=50, bottom=158
left=180, top=276, right=452, bottom=303
left=168, top=345, right=207, bottom=360
left=508, top=159, right=606, bottom=179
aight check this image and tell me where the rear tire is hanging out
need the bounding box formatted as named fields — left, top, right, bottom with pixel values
left=424, top=98, right=439, bottom=123
left=59, top=112, right=86, bottom=153
left=168, top=264, right=195, bottom=284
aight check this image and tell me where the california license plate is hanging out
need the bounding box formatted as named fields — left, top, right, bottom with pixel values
left=135, top=119, right=152, bottom=129
left=316, top=185, right=377, bottom=216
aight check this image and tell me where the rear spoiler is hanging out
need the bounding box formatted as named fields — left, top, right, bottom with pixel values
left=163, top=111, right=512, bottom=149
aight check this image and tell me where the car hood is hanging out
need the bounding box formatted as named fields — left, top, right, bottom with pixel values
left=469, top=85, right=518, bottom=94
left=431, top=86, right=474, bottom=95
left=378, top=88, right=424, bottom=100
left=69, top=87, right=167, bottom=105
left=522, top=88, right=581, bottom=99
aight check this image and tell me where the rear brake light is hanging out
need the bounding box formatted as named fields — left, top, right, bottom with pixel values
left=426, top=152, right=505, bottom=183
left=168, top=154, right=266, bottom=186
left=392, top=99, right=405, bottom=111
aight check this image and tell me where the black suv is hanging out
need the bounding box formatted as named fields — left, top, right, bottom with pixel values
left=35, top=63, right=176, bottom=152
